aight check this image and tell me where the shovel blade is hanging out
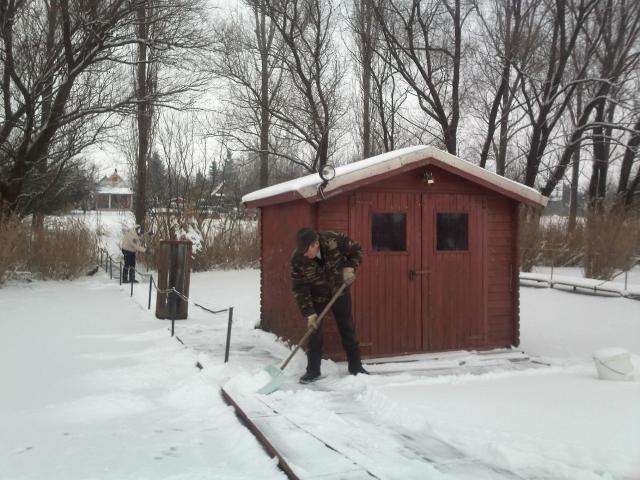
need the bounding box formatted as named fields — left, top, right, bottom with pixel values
left=256, top=365, right=285, bottom=395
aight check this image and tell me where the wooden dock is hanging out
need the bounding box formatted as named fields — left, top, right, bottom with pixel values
left=221, top=386, right=378, bottom=479
left=221, top=350, right=541, bottom=479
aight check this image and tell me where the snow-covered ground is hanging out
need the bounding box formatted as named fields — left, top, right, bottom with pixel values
left=0, top=273, right=284, bottom=480
left=1, top=265, right=639, bottom=479
left=57, top=210, right=136, bottom=258
left=3, top=212, right=640, bottom=478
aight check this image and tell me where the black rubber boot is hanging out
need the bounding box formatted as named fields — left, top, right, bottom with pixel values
left=349, top=365, right=370, bottom=376
left=299, top=371, right=321, bottom=384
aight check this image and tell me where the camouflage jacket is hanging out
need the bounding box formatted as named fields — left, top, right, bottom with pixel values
left=290, top=231, right=363, bottom=317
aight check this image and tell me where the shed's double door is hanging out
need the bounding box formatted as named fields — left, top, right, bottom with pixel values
left=350, top=191, right=485, bottom=355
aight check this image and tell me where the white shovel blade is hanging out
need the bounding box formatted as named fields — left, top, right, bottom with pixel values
left=256, top=365, right=285, bottom=395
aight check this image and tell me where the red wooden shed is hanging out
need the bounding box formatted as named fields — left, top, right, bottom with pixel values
left=242, top=146, right=547, bottom=359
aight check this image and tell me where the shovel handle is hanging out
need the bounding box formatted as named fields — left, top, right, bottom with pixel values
left=278, top=283, right=348, bottom=371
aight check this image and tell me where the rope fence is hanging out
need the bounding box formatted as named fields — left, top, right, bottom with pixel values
left=97, top=246, right=235, bottom=363
left=520, top=246, right=640, bottom=289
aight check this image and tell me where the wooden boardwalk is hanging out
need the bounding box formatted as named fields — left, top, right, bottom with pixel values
left=222, top=350, right=540, bottom=479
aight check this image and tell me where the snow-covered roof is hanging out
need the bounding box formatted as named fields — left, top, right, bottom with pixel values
left=242, top=146, right=547, bottom=208
left=97, top=186, right=133, bottom=195
left=97, top=169, right=132, bottom=195
left=211, top=182, right=224, bottom=196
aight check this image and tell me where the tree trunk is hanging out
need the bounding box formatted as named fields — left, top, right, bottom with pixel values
left=588, top=98, right=613, bottom=210
left=568, top=146, right=581, bottom=230
left=617, top=117, right=640, bottom=207
left=359, top=0, right=373, bottom=159
left=31, top=2, right=58, bottom=232
left=496, top=79, right=511, bottom=176
left=568, top=85, right=582, bottom=231
left=258, top=2, right=270, bottom=188
left=626, top=170, right=640, bottom=207
left=135, top=3, right=150, bottom=229
left=541, top=80, right=610, bottom=197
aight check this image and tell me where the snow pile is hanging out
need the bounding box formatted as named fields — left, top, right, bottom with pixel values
left=175, top=221, right=204, bottom=255
left=225, top=369, right=273, bottom=394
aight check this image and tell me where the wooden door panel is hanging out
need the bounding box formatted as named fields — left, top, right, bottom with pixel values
left=422, top=194, right=486, bottom=351
left=350, top=191, right=422, bottom=356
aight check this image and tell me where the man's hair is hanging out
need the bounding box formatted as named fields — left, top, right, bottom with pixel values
left=296, top=227, right=319, bottom=253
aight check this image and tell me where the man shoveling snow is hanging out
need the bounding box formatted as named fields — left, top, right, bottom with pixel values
left=290, top=228, right=369, bottom=383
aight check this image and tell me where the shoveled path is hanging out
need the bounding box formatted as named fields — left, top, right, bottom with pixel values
left=221, top=351, right=539, bottom=480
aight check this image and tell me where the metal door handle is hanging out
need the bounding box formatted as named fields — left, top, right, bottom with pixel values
left=409, top=270, right=430, bottom=280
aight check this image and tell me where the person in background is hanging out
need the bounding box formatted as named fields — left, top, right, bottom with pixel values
left=291, top=227, right=369, bottom=384
left=120, top=225, right=146, bottom=283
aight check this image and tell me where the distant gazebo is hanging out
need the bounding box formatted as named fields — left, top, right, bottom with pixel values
left=96, top=169, right=133, bottom=210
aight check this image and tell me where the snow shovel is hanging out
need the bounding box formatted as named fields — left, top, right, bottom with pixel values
left=256, top=283, right=347, bottom=395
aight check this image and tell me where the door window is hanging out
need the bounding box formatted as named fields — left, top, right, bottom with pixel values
left=371, top=212, right=406, bottom=251
left=437, top=213, right=468, bottom=251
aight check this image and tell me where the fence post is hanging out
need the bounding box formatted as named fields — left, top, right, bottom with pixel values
left=119, top=261, right=122, bottom=285
left=625, top=271, right=628, bottom=291
left=109, top=257, right=112, bottom=279
left=224, top=307, right=234, bottom=363
left=170, top=289, right=176, bottom=337
left=148, top=275, right=153, bottom=310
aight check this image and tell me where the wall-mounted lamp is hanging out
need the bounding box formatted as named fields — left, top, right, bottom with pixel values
left=317, top=164, right=336, bottom=200
left=422, top=169, right=435, bottom=185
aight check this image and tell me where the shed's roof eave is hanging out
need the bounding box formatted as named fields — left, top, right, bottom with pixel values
left=242, top=146, right=547, bottom=208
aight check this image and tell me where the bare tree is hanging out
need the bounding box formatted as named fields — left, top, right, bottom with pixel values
left=0, top=0, right=209, bottom=221
left=132, top=0, right=212, bottom=228
left=350, top=0, right=374, bottom=158
left=516, top=0, right=600, bottom=188
left=371, top=0, right=474, bottom=155
left=585, top=0, right=640, bottom=209
left=134, top=1, right=154, bottom=229
left=263, top=0, right=346, bottom=173
left=541, top=0, right=640, bottom=197
left=211, top=0, right=284, bottom=187
left=472, top=0, right=545, bottom=175
left=347, top=0, right=409, bottom=157
left=144, top=111, right=231, bottom=256
left=155, top=111, right=219, bottom=211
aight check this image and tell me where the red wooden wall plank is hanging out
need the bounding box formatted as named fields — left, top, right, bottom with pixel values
left=261, top=201, right=314, bottom=347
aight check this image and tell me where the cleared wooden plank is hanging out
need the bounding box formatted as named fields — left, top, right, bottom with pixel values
left=221, top=387, right=375, bottom=480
